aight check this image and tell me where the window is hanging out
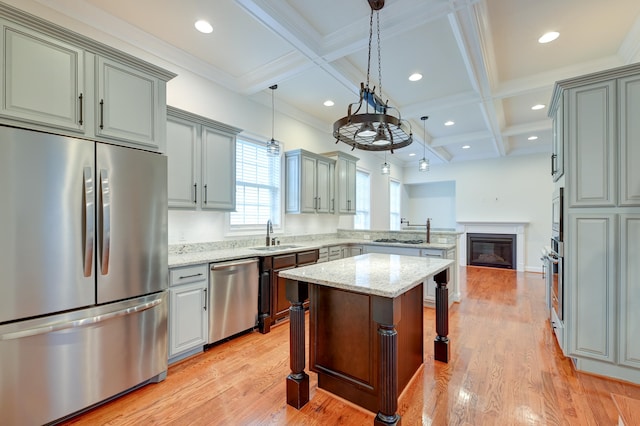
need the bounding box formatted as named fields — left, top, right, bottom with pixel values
left=354, top=169, right=370, bottom=230
left=390, top=179, right=401, bottom=230
left=230, top=138, right=281, bottom=230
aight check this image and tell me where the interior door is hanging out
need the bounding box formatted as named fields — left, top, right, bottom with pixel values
left=96, top=143, right=168, bottom=303
left=0, top=126, right=95, bottom=323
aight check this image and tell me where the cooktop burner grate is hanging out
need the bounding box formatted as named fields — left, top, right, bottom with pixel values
left=373, top=238, right=424, bottom=244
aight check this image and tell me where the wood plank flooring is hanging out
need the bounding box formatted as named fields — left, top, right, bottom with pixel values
left=64, top=267, right=640, bottom=425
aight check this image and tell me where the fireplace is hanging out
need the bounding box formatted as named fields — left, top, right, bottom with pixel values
left=467, top=233, right=516, bottom=269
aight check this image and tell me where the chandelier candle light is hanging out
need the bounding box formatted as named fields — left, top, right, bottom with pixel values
left=419, top=116, right=429, bottom=172
left=333, top=0, right=412, bottom=153
left=266, top=84, right=280, bottom=156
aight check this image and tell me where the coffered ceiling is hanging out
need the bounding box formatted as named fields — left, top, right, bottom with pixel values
left=33, top=0, right=640, bottom=165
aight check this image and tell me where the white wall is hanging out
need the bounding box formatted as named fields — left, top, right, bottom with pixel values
left=405, top=181, right=457, bottom=229
left=404, top=153, right=553, bottom=271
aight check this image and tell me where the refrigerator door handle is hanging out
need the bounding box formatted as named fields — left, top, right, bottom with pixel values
left=0, top=298, right=162, bottom=341
left=100, top=169, right=111, bottom=275
left=83, top=166, right=95, bottom=277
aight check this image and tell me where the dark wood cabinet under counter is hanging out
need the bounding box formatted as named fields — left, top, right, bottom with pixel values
left=258, top=249, right=319, bottom=333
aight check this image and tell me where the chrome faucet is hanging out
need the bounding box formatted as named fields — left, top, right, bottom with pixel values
left=266, top=219, right=273, bottom=246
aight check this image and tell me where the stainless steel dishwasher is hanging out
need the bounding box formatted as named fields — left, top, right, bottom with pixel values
left=209, top=258, right=260, bottom=344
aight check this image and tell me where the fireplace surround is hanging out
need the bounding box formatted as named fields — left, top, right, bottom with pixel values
left=457, top=221, right=528, bottom=271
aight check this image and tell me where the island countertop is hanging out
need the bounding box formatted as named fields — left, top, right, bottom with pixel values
left=278, top=253, right=453, bottom=298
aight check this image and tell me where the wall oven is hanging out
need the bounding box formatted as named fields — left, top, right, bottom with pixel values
left=549, top=187, right=564, bottom=321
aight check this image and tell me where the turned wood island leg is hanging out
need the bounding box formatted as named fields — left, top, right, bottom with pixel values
left=434, top=268, right=450, bottom=363
left=285, top=279, right=309, bottom=409
left=372, top=296, right=402, bottom=426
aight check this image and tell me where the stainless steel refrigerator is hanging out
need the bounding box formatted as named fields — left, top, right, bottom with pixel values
left=0, top=126, right=168, bottom=425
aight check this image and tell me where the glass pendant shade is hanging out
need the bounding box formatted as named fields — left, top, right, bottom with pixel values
left=418, top=157, right=429, bottom=172
left=357, top=122, right=376, bottom=138
left=266, top=138, right=279, bottom=156
left=381, top=161, right=390, bottom=175
left=267, top=85, right=280, bottom=156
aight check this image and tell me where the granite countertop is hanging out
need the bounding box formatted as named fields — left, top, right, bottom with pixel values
left=278, top=253, right=453, bottom=298
left=168, top=238, right=456, bottom=268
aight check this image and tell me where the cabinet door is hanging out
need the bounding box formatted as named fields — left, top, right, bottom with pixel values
left=551, top=92, right=565, bottom=181
left=0, top=20, right=84, bottom=132
left=619, top=75, right=640, bottom=206
left=328, top=161, right=336, bottom=213
left=166, top=116, right=198, bottom=208
left=567, top=212, right=616, bottom=362
left=567, top=81, right=616, bottom=207
left=301, top=155, right=317, bottom=213
left=201, top=126, right=236, bottom=211
left=315, top=158, right=331, bottom=213
left=169, top=281, right=208, bottom=358
left=619, top=214, right=640, bottom=368
left=346, top=159, right=357, bottom=213
left=96, top=57, right=160, bottom=150
left=337, top=157, right=349, bottom=213
left=272, top=266, right=295, bottom=321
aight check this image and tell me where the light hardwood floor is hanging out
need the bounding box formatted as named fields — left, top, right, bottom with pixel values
left=64, top=267, right=640, bottom=425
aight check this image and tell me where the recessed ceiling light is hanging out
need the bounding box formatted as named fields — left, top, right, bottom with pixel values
left=195, top=20, right=213, bottom=34
left=409, top=153, right=416, bottom=157
left=528, top=136, right=538, bottom=141
left=323, top=100, right=334, bottom=107
left=538, top=31, right=559, bottom=44
left=462, top=145, right=470, bottom=149
left=408, top=73, right=422, bottom=82
left=444, top=120, right=455, bottom=126
left=531, top=104, right=545, bottom=110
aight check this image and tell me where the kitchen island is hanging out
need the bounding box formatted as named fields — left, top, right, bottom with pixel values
left=279, top=253, right=453, bottom=425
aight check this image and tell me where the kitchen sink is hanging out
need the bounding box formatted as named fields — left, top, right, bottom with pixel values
left=250, top=244, right=301, bottom=251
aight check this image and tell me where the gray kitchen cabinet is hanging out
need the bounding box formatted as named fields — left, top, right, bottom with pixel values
left=327, top=245, right=342, bottom=261
left=166, top=106, right=241, bottom=210
left=619, top=214, right=640, bottom=369
left=168, top=264, right=209, bottom=363
left=323, top=151, right=359, bottom=214
left=0, top=7, right=175, bottom=152
left=285, top=149, right=335, bottom=214
left=551, top=91, right=565, bottom=182
left=549, top=62, right=640, bottom=382
left=0, top=19, right=85, bottom=132
left=566, top=80, right=616, bottom=208
left=95, top=57, right=163, bottom=150
left=567, top=213, right=616, bottom=363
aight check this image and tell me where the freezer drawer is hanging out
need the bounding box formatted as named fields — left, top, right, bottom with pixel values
left=0, top=292, right=168, bottom=426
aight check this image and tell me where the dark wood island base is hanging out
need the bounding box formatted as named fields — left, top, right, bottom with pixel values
left=281, top=254, right=452, bottom=425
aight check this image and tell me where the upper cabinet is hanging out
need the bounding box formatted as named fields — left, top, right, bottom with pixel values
left=323, top=151, right=359, bottom=215
left=166, top=106, right=241, bottom=211
left=618, top=75, right=640, bottom=207
left=0, top=5, right=175, bottom=152
left=285, top=149, right=335, bottom=214
left=95, top=57, right=163, bottom=150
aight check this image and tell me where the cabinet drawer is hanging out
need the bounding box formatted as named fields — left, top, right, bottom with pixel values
left=421, top=249, right=444, bottom=258
left=170, top=264, right=208, bottom=286
left=297, top=250, right=319, bottom=265
left=273, top=254, right=296, bottom=269
left=328, top=246, right=342, bottom=256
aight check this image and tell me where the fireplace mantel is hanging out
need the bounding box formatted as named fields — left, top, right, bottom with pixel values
left=456, top=221, right=528, bottom=271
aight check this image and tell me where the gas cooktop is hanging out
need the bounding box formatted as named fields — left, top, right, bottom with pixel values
left=373, top=238, right=425, bottom=244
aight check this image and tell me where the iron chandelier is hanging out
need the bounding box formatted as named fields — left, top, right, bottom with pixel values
left=333, top=0, right=412, bottom=153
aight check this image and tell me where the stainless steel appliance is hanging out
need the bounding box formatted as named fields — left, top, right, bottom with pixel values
left=548, top=187, right=564, bottom=341
left=0, top=126, right=168, bottom=425
left=209, top=258, right=259, bottom=344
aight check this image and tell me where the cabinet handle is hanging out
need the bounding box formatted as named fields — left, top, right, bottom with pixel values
left=203, top=288, right=207, bottom=311
left=204, top=184, right=208, bottom=204
left=318, top=196, right=321, bottom=209
left=347, top=199, right=351, bottom=211
left=551, top=153, right=556, bottom=175
left=179, top=273, right=204, bottom=279
left=332, top=198, right=335, bottom=211
left=194, top=183, right=197, bottom=203
left=99, top=99, right=104, bottom=129
left=78, top=93, right=84, bottom=125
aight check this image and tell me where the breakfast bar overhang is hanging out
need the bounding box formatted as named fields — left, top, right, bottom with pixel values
left=279, top=253, right=453, bottom=425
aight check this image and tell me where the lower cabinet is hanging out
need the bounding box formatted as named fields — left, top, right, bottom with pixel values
left=259, top=249, right=319, bottom=332
left=168, top=264, right=209, bottom=363
left=342, top=245, right=363, bottom=258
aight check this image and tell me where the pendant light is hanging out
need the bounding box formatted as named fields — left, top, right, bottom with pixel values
left=332, top=0, right=412, bottom=153
left=381, top=152, right=390, bottom=175
left=418, top=116, right=429, bottom=172
left=266, top=84, right=280, bottom=156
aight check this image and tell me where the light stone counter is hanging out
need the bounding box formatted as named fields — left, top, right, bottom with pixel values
left=278, top=253, right=453, bottom=298
left=168, top=238, right=456, bottom=268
